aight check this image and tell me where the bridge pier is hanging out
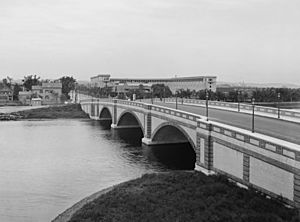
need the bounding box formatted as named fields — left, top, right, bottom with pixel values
left=142, top=137, right=189, bottom=146
left=141, top=137, right=152, bottom=145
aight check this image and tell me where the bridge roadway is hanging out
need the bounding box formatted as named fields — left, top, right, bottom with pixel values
left=153, top=101, right=300, bottom=145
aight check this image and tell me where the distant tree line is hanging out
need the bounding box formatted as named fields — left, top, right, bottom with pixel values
left=174, top=88, right=300, bottom=103
left=252, top=88, right=300, bottom=102
left=77, top=84, right=173, bottom=100
left=77, top=83, right=300, bottom=103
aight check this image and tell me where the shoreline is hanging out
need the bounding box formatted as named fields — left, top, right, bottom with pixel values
left=52, top=171, right=300, bottom=222
left=51, top=172, right=174, bottom=222
left=51, top=181, right=131, bottom=222
left=0, top=104, right=89, bottom=120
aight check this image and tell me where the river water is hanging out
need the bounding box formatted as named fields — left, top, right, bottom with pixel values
left=0, top=119, right=195, bottom=222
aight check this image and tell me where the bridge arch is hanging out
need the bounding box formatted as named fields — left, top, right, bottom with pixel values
left=151, top=122, right=196, bottom=152
left=116, top=110, right=145, bottom=135
left=99, top=107, right=112, bottom=120
left=150, top=122, right=196, bottom=169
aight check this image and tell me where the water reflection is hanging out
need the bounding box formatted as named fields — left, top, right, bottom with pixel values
left=142, top=143, right=196, bottom=170
left=97, top=120, right=196, bottom=170
left=0, top=119, right=195, bottom=222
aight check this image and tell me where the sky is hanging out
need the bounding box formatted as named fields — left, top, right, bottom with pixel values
left=0, top=0, right=299, bottom=84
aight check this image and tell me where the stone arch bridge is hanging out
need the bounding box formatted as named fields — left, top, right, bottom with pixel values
left=80, top=98, right=300, bottom=208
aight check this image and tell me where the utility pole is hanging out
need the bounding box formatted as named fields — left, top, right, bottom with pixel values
left=277, top=92, right=281, bottom=119
left=237, top=90, right=241, bottom=112
left=151, top=88, right=153, bottom=104
left=252, top=97, right=255, bottom=133
left=175, top=90, right=178, bottom=109
left=206, top=89, right=209, bottom=121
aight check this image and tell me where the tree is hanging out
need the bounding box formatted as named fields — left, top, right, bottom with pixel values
left=152, top=84, right=172, bottom=98
left=23, top=75, right=41, bottom=91
left=13, top=84, right=22, bottom=100
left=2, top=76, right=12, bottom=88
left=60, top=76, right=76, bottom=99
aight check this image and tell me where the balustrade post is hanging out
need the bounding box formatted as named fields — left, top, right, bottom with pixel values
left=252, top=98, right=255, bottom=133
left=277, top=92, right=281, bottom=119
left=206, top=90, right=209, bottom=121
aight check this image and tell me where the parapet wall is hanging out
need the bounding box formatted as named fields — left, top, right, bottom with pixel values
left=196, top=118, right=300, bottom=207
left=162, top=98, right=300, bottom=120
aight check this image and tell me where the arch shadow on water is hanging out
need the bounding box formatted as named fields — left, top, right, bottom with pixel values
left=98, top=119, right=112, bottom=130
left=111, top=128, right=143, bottom=146
left=150, top=124, right=196, bottom=170
left=96, top=115, right=196, bottom=170
left=142, top=143, right=196, bottom=170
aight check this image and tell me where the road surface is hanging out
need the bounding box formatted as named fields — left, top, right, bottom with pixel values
left=154, top=101, right=300, bottom=145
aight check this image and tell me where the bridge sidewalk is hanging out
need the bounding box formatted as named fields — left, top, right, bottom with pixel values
left=163, top=101, right=300, bottom=124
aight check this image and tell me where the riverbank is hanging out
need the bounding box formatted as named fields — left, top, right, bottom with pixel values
left=54, top=171, right=300, bottom=222
left=0, top=104, right=89, bottom=120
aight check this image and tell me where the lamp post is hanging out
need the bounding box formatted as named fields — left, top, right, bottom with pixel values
left=237, top=91, right=241, bottom=112
left=206, top=89, right=209, bottom=121
left=175, top=90, right=178, bottom=109
left=104, top=80, right=109, bottom=98
left=252, top=97, right=255, bottom=133
left=163, top=87, right=165, bottom=103
left=277, top=92, right=281, bottom=119
left=151, top=87, right=154, bottom=104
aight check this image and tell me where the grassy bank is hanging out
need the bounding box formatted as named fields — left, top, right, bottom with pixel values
left=69, top=171, right=299, bottom=222
left=15, top=104, right=89, bottom=119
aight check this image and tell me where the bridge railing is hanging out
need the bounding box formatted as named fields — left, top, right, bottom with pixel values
left=82, top=98, right=204, bottom=123
left=150, top=104, right=201, bottom=122
left=116, top=99, right=147, bottom=109
left=82, top=97, right=300, bottom=122
left=80, top=98, right=114, bottom=104
left=116, top=99, right=202, bottom=121
left=155, top=98, right=300, bottom=120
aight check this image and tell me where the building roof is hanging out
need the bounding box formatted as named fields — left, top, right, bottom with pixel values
left=32, top=85, right=42, bottom=90
left=0, top=87, right=13, bottom=92
left=91, top=74, right=111, bottom=79
left=111, top=76, right=217, bottom=82
left=19, top=91, right=32, bottom=95
left=31, top=98, right=42, bottom=101
left=42, top=82, right=62, bottom=88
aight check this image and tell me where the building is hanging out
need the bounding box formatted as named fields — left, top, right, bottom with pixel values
left=32, top=82, right=62, bottom=105
left=114, top=83, right=152, bottom=93
left=90, top=74, right=111, bottom=88
left=31, top=98, right=42, bottom=106
left=18, top=91, right=32, bottom=105
left=0, top=86, right=13, bottom=104
left=19, top=82, right=62, bottom=105
left=90, top=75, right=217, bottom=93
left=217, top=84, right=255, bottom=100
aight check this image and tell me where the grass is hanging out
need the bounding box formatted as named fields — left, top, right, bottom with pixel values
left=69, top=171, right=300, bottom=222
left=15, top=104, right=89, bottom=119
